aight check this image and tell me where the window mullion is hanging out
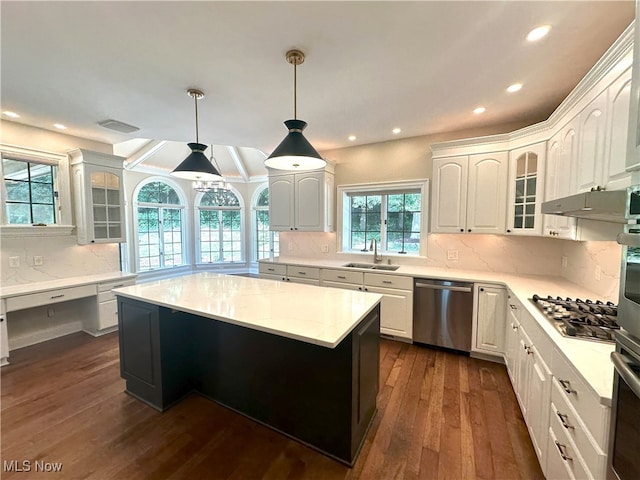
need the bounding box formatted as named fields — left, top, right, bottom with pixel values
left=158, top=207, right=165, bottom=268
left=381, top=195, right=388, bottom=251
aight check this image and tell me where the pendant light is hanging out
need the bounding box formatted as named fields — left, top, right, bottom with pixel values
left=193, top=145, right=229, bottom=193
left=264, top=49, right=326, bottom=171
left=171, top=89, right=223, bottom=181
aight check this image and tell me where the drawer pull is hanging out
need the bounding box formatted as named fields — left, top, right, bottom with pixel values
left=50, top=294, right=65, bottom=299
left=558, top=379, right=577, bottom=395
left=297, top=271, right=307, bottom=275
left=337, top=276, right=346, bottom=279
left=554, top=441, right=572, bottom=462
left=556, top=411, right=574, bottom=430
left=382, top=280, right=393, bottom=284
left=511, top=324, right=519, bottom=331
left=111, top=284, right=124, bottom=289
left=510, top=304, right=518, bottom=310
left=267, top=268, right=275, bottom=271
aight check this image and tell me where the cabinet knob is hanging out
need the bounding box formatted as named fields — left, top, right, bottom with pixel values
left=467, top=229, right=472, bottom=232
left=506, top=229, right=511, bottom=233
left=480, top=287, right=484, bottom=292
left=460, top=229, right=464, bottom=232
left=91, top=240, right=95, bottom=243
left=290, top=228, right=294, bottom=231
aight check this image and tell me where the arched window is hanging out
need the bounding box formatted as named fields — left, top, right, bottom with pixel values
left=135, top=180, right=185, bottom=272
left=254, top=186, right=279, bottom=260
left=198, top=189, right=243, bottom=263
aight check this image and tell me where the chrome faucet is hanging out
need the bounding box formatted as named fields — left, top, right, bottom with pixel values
left=370, top=239, right=382, bottom=264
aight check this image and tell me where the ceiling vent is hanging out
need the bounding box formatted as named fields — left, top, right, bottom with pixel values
left=97, top=119, right=140, bottom=133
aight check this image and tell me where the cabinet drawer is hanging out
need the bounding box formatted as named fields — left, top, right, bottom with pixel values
left=322, top=269, right=364, bottom=285
left=286, top=265, right=320, bottom=280
left=98, top=299, right=119, bottom=330
left=551, top=380, right=606, bottom=478
left=547, top=422, right=590, bottom=480
left=259, top=263, right=287, bottom=276
left=98, top=280, right=135, bottom=303
left=364, top=273, right=412, bottom=290
left=552, top=349, right=610, bottom=447
left=6, top=284, right=96, bottom=312
left=98, top=279, right=135, bottom=293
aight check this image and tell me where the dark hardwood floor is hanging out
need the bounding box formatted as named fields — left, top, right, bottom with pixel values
left=1, top=332, right=544, bottom=479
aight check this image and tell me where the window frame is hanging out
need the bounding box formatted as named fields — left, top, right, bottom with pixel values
left=252, top=183, right=279, bottom=262
left=132, top=177, right=187, bottom=273
left=337, top=180, right=429, bottom=257
left=0, top=145, right=73, bottom=236
left=194, top=186, right=245, bottom=265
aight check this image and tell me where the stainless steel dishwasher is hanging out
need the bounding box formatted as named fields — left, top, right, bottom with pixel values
left=413, top=278, right=474, bottom=352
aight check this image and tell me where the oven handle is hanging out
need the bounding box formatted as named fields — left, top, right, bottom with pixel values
left=617, top=232, right=640, bottom=247
left=611, top=352, right=640, bottom=398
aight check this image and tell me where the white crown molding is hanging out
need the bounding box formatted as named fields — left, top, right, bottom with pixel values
left=0, top=143, right=66, bottom=164
left=430, top=21, right=635, bottom=156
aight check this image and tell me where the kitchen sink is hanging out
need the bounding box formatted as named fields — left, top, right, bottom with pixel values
left=342, top=263, right=400, bottom=271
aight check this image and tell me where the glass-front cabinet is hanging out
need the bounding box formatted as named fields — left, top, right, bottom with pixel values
left=69, top=149, right=126, bottom=244
left=506, top=143, right=546, bottom=236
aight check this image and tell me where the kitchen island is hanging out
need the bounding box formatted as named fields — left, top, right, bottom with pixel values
left=113, top=272, right=382, bottom=466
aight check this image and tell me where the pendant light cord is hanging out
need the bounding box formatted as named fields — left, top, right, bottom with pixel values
left=194, top=94, right=200, bottom=143
left=293, top=61, right=297, bottom=120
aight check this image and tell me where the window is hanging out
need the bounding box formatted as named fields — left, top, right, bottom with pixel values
left=136, top=181, right=185, bottom=272
left=255, top=186, right=279, bottom=260
left=338, top=181, right=428, bottom=256
left=2, top=157, right=57, bottom=224
left=198, top=189, right=243, bottom=263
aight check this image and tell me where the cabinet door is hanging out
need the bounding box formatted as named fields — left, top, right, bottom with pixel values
left=268, top=175, right=295, bottom=231
left=98, top=299, right=119, bottom=330
left=88, top=168, right=124, bottom=242
left=543, top=135, right=561, bottom=237
left=322, top=280, right=362, bottom=291
left=515, top=327, right=533, bottom=415
left=0, top=315, right=8, bottom=365
left=366, top=285, right=413, bottom=340
left=545, top=125, right=577, bottom=239
left=474, top=285, right=507, bottom=354
left=526, top=346, right=552, bottom=470
left=604, top=69, right=634, bottom=190
left=467, top=152, right=508, bottom=234
left=295, top=172, right=324, bottom=231
left=430, top=156, right=468, bottom=233
left=575, top=93, right=607, bottom=193
left=504, top=309, right=519, bottom=384
left=507, top=143, right=546, bottom=236
left=286, top=277, right=320, bottom=286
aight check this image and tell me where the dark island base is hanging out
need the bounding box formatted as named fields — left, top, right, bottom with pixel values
left=117, top=297, right=380, bottom=466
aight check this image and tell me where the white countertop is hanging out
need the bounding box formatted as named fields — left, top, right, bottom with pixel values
left=261, top=257, right=616, bottom=404
left=112, top=272, right=382, bottom=349
left=0, top=272, right=137, bottom=298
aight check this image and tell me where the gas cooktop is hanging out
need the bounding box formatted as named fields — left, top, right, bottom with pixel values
left=530, top=295, right=619, bottom=343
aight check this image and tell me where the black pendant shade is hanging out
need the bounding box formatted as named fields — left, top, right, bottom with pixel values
left=265, top=49, right=326, bottom=171
left=171, top=143, right=223, bottom=181
left=264, top=119, right=326, bottom=170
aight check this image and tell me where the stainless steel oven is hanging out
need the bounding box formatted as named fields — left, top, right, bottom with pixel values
left=608, top=331, right=640, bottom=480
left=616, top=186, right=640, bottom=339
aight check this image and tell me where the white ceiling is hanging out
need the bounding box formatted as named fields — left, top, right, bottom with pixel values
left=1, top=1, right=635, bottom=177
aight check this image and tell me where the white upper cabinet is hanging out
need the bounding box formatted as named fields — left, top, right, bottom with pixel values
left=627, top=2, right=640, bottom=172
left=507, top=143, right=546, bottom=236
left=467, top=152, right=508, bottom=234
left=544, top=125, right=577, bottom=239
left=431, top=156, right=468, bottom=233
left=431, top=152, right=507, bottom=234
left=69, top=149, right=126, bottom=245
left=604, top=69, right=634, bottom=190
left=574, top=92, right=607, bottom=193
left=268, top=169, right=334, bottom=232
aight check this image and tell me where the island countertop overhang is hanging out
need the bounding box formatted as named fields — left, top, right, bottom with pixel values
left=112, top=272, right=382, bottom=348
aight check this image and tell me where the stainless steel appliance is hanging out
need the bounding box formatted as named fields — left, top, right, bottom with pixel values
left=530, top=295, right=619, bottom=343
left=608, top=330, right=640, bottom=480
left=413, top=278, right=473, bottom=352
left=541, top=188, right=629, bottom=223
left=617, top=192, right=640, bottom=339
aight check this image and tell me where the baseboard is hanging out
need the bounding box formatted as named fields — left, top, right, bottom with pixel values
left=470, top=350, right=505, bottom=364
left=82, top=325, right=118, bottom=338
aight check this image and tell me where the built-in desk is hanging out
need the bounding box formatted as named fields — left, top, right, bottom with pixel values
left=0, top=272, right=136, bottom=365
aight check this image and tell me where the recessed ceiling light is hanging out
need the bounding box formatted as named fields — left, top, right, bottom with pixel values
left=473, top=107, right=486, bottom=114
left=392, top=128, right=401, bottom=135
left=348, top=135, right=356, bottom=141
left=527, top=25, right=551, bottom=42
left=507, top=83, right=523, bottom=93
left=53, top=123, right=67, bottom=130
left=3, top=111, right=20, bottom=118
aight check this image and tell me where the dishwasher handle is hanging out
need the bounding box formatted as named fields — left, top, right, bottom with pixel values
left=415, top=282, right=473, bottom=293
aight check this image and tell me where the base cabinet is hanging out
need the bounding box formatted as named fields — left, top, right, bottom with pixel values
left=473, top=284, right=507, bottom=356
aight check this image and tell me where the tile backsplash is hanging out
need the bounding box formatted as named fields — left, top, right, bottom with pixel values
left=278, top=231, right=622, bottom=298
left=1, top=236, right=120, bottom=286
